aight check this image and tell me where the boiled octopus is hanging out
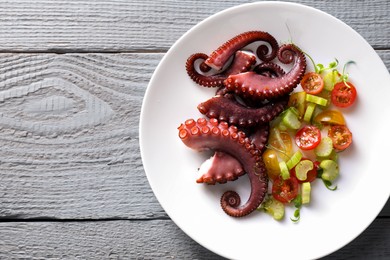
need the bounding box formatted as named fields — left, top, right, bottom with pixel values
left=203, top=31, right=279, bottom=71
left=179, top=30, right=307, bottom=218
left=197, top=95, right=288, bottom=127
left=186, top=50, right=256, bottom=87
left=196, top=123, right=270, bottom=185
left=224, top=43, right=307, bottom=99
left=178, top=118, right=268, bottom=217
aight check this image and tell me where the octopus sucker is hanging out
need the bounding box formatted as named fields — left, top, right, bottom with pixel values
left=203, top=31, right=279, bottom=71
left=186, top=51, right=257, bottom=88
left=178, top=118, right=268, bottom=217
left=224, top=43, right=307, bottom=99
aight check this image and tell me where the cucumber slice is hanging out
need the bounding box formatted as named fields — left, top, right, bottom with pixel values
left=314, top=136, right=333, bottom=157
left=295, top=160, right=314, bottom=181
left=306, top=94, right=328, bottom=106
left=279, top=161, right=290, bottom=180
left=262, top=196, right=285, bottom=220
left=320, top=159, right=339, bottom=181
left=323, top=70, right=341, bottom=91
left=303, top=102, right=316, bottom=122
left=301, top=182, right=311, bottom=204
left=286, top=150, right=303, bottom=170
left=282, top=108, right=301, bottom=130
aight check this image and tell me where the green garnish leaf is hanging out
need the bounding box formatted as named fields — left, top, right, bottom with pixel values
left=292, top=194, right=302, bottom=208
left=329, top=59, right=339, bottom=69
left=322, top=179, right=338, bottom=191
left=316, top=63, right=324, bottom=72
left=290, top=208, right=301, bottom=222
left=341, top=60, right=356, bottom=86
left=317, top=168, right=324, bottom=178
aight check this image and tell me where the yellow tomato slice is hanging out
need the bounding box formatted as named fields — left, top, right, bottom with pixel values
left=262, top=149, right=280, bottom=180
left=288, top=91, right=306, bottom=119
left=268, top=128, right=293, bottom=161
left=313, top=110, right=346, bottom=125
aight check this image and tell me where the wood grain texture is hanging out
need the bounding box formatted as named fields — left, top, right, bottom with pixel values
left=0, top=219, right=389, bottom=259
left=0, top=53, right=167, bottom=219
left=0, top=0, right=388, bottom=52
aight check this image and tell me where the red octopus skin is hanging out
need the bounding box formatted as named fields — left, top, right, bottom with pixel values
left=196, top=124, right=269, bottom=185
left=254, top=62, right=286, bottom=78
left=203, top=31, right=279, bottom=71
left=197, top=95, right=288, bottom=127
left=224, top=43, right=307, bottom=99
left=197, top=151, right=245, bottom=185
left=178, top=118, right=268, bottom=217
left=186, top=51, right=256, bottom=88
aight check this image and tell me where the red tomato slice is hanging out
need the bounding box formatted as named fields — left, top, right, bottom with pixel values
left=328, top=125, right=353, bottom=151
left=295, top=125, right=321, bottom=150
left=300, top=72, right=324, bottom=94
left=331, top=81, right=357, bottom=108
left=272, top=176, right=299, bottom=204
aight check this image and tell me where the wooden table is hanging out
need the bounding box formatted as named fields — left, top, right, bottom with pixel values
left=0, top=0, right=388, bottom=259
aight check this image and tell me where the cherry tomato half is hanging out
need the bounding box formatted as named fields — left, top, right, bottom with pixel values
left=291, top=158, right=318, bottom=183
left=331, top=81, right=357, bottom=108
left=295, top=125, right=321, bottom=150
left=268, top=129, right=293, bottom=161
left=328, top=125, right=353, bottom=151
left=272, top=176, right=299, bottom=203
left=300, top=72, right=324, bottom=95
left=262, top=149, right=280, bottom=180
left=313, top=109, right=346, bottom=126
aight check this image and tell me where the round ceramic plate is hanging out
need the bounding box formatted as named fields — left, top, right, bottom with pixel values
left=140, top=2, right=390, bottom=259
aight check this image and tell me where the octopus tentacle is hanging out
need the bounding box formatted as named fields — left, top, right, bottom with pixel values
left=178, top=118, right=267, bottom=217
left=222, top=50, right=256, bottom=76
left=254, top=62, right=286, bottom=78
left=203, top=31, right=279, bottom=71
left=186, top=51, right=256, bottom=88
left=216, top=61, right=286, bottom=98
left=249, top=123, right=270, bottom=153
left=197, top=151, right=245, bottom=184
left=197, top=95, right=288, bottom=127
left=186, top=53, right=226, bottom=87
left=224, top=43, right=307, bottom=99
left=196, top=123, right=269, bottom=185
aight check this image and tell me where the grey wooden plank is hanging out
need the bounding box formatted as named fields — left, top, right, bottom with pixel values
left=0, top=0, right=388, bottom=52
left=0, top=218, right=389, bottom=259
left=0, top=53, right=167, bottom=219
left=0, top=51, right=389, bottom=219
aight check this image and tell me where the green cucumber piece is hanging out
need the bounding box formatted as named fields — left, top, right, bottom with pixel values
left=323, top=70, right=341, bottom=91
left=262, top=196, right=285, bottom=220
left=301, top=182, right=311, bottom=204
left=320, top=159, right=339, bottom=181
left=303, top=102, right=316, bottom=122
left=314, top=136, right=333, bottom=157
left=282, top=108, right=301, bottom=130
left=286, top=150, right=303, bottom=170
left=295, top=160, right=314, bottom=181
left=306, top=94, right=328, bottom=106
left=279, top=161, right=290, bottom=180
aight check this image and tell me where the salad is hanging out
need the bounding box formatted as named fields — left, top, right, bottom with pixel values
left=259, top=57, right=357, bottom=222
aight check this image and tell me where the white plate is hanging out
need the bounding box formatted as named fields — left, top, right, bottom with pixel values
left=140, top=2, right=390, bottom=259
